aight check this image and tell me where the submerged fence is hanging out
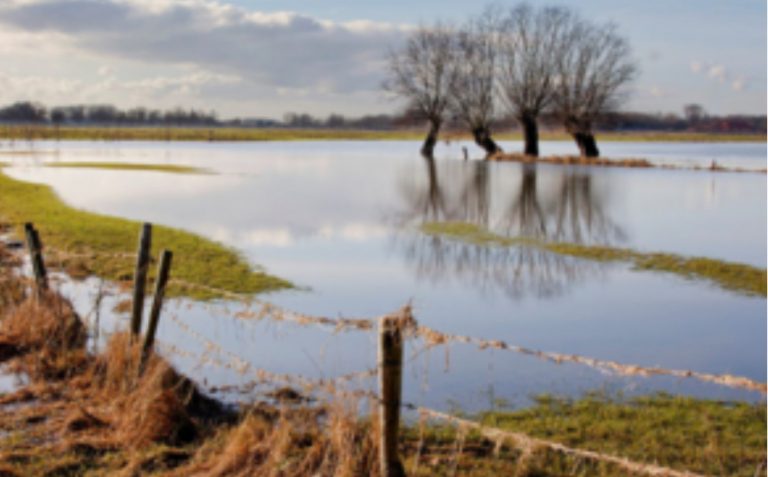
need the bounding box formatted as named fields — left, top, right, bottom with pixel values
left=16, top=221, right=765, bottom=477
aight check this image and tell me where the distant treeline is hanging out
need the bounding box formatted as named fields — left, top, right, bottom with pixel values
left=0, top=101, right=764, bottom=134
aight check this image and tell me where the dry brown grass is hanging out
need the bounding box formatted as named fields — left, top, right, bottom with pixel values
left=492, top=153, right=655, bottom=168
left=0, top=243, right=381, bottom=476
left=168, top=398, right=379, bottom=477
left=490, top=152, right=767, bottom=173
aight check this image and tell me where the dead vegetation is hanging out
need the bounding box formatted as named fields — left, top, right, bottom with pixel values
left=0, top=242, right=383, bottom=476
left=490, top=152, right=767, bottom=173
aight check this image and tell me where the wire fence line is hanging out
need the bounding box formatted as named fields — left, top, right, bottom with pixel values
left=10, top=228, right=758, bottom=477
left=164, top=313, right=379, bottom=401
left=168, top=281, right=768, bottom=394
left=410, top=325, right=767, bottom=394
left=27, top=243, right=768, bottom=394
left=165, top=308, right=721, bottom=477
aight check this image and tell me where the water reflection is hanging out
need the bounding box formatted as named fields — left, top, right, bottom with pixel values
left=549, top=172, right=625, bottom=244
left=395, top=158, right=623, bottom=299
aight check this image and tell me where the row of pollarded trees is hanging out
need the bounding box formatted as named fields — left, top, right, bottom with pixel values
left=385, top=3, right=637, bottom=159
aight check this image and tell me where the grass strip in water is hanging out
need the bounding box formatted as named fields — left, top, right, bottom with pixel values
left=0, top=168, right=291, bottom=299
left=43, top=161, right=211, bottom=174
left=421, top=221, right=767, bottom=297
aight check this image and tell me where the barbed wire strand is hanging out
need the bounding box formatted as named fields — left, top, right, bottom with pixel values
left=411, top=325, right=766, bottom=394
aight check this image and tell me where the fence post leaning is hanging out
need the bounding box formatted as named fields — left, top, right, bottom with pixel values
left=140, top=249, right=172, bottom=373
left=23, top=223, right=48, bottom=296
left=378, top=315, right=406, bottom=477
left=130, top=223, right=152, bottom=337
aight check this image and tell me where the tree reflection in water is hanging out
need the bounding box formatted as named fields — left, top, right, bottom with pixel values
left=393, top=158, right=625, bottom=299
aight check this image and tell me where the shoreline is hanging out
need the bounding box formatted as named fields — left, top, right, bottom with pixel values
left=0, top=124, right=764, bottom=143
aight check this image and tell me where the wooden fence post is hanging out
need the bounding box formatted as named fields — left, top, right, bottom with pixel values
left=378, top=315, right=406, bottom=477
left=24, top=223, right=48, bottom=295
left=140, top=250, right=172, bottom=372
left=130, top=223, right=152, bottom=337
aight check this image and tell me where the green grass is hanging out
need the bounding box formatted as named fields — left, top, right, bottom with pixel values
left=401, top=393, right=766, bottom=476
left=0, top=168, right=291, bottom=299
left=43, top=161, right=211, bottom=174
left=0, top=124, right=763, bottom=143
left=466, top=393, right=766, bottom=477
left=421, top=221, right=767, bottom=297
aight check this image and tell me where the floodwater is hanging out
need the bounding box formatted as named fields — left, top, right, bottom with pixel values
left=1, top=139, right=766, bottom=412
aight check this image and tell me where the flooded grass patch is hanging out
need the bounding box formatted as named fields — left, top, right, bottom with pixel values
left=461, top=393, right=766, bottom=477
left=422, top=222, right=767, bottom=297
left=0, top=168, right=292, bottom=299
left=43, top=162, right=211, bottom=174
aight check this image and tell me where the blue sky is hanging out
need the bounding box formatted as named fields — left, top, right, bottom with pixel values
left=0, top=0, right=764, bottom=118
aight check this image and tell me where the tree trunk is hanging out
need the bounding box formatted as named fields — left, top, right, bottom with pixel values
left=571, top=132, right=586, bottom=156
left=570, top=132, right=600, bottom=158
left=421, top=119, right=441, bottom=158
left=519, top=115, right=539, bottom=157
left=581, top=132, right=599, bottom=158
left=472, top=127, right=502, bottom=157
left=566, top=118, right=600, bottom=159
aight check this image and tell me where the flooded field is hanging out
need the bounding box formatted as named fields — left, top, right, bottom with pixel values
left=1, top=139, right=765, bottom=412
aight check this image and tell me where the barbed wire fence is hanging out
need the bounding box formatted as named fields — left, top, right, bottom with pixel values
left=12, top=221, right=766, bottom=477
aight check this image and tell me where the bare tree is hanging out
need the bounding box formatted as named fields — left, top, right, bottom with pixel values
left=384, top=24, right=458, bottom=158
left=497, top=4, right=571, bottom=157
left=451, top=8, right=503, bottom=157
left=552, top=21, right=637, bottom=157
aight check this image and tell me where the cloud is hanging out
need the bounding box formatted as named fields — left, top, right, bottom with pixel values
left=689, top=60, right=702, bottom=74
left=707, top=64, right=726, bottom=82
left=648, top=86, right=666, bottom=98
left=689, top=59, right=750, bottom=92
left=0, top=68, right=243, bottom=105
left=0, top=0, right=407, bottom=94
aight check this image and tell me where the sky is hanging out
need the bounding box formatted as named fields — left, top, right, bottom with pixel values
left=0, top=0, right=764, bottom=119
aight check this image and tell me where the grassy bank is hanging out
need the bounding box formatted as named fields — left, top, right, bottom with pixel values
left=0, top=167, right=291, bottom=299
left=0, top=124, right=764, bottom=143
left=421, top=222, right=767, bottom=297
left=44, top=162, right=211, bottom=174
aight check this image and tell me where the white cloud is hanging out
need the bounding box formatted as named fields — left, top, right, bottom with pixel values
left=707, top=64, right=727, bottom=82
left=0, top=0, right=408, bottom=94
left=731, top=77, right=747, bottom=92
left=689, top=59, right=751, bottom=93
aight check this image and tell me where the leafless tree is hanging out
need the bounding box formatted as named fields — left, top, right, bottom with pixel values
left=497, top=4, right=572, bottom=157
left=451, top=8, right=503, bottom=157
left=384, top=24, right=459, bottom=158
left=552, top=20, right=637, bottom=157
